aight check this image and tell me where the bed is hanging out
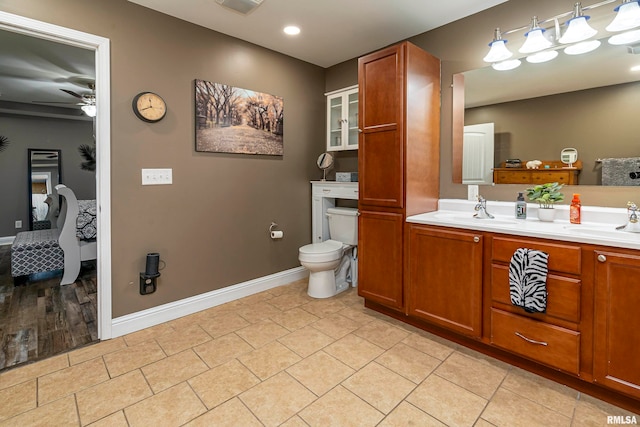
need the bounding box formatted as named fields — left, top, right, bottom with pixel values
left=10, top=184, right=97, bottom=285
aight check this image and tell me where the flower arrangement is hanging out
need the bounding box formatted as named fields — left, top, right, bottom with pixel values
left=526, top=182, right=564, bottom=209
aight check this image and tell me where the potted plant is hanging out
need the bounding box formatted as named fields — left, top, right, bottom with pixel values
left=526, top=182, right=564, bottom=222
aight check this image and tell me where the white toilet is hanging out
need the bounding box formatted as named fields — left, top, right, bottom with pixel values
left=299, top=207, right=358, bottom=298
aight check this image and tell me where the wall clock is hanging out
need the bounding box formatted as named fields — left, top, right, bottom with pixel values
left=132, top=92, right=167, bottom=123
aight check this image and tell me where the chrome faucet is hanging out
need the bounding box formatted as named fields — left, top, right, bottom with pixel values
left=474, top=195, right=494, bottom=219
left=616, top=201, right=640, bottom=232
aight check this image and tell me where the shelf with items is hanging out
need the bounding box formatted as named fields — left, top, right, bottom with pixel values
left=326, top=85, right=358, bottom=151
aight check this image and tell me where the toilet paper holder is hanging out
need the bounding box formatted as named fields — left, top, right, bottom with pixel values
left=269, top=222, right=283, bottom=239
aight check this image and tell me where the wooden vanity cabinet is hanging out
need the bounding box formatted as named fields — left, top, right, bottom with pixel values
left=593, top=249, right=640, bottom=399
left=357, top=41, right=440, bottom=310
left=407, top=225, right=483, bottom=337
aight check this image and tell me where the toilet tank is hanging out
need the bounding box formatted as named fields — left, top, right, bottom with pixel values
left=326, top=207, right=358, bottom=245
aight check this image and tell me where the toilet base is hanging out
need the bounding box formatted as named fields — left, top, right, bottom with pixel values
left=307, top=269, right=339, bottom=299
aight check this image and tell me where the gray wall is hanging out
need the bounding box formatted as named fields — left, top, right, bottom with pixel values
left=2, top=0, right=326, bottom=317
left=0, top=113, right=95, bottom=236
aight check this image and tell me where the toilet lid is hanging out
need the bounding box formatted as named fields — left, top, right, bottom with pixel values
left=299, top=240, right=343, bottom=262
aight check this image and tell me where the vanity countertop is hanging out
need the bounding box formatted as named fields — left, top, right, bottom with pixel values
left=407, top=199, right=640, bottom=251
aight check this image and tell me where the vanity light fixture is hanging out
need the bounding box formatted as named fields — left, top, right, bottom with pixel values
left=559, top=2, right=598, bottom=44
left=526, top=50, right=559, bottom=63
left=606, top=0, right=640, bottom=32
left=483, top=28, right=513, bottom=62
left=491, top=59, right=522, bottom=71
left=564, top=39, right=602, bottom=54
left=520, top=16, right=553, bottom=53
left=609, top=28, right=640, bottom=43
left=81, top=105, right=97, bottom=117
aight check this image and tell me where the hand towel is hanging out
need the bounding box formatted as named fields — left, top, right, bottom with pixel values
left=509, top=248, right=549, bottom=313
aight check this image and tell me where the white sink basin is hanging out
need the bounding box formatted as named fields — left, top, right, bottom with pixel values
left=563, top=225, right=640, bottom=241
left=432, top=212, right=518, bottom=226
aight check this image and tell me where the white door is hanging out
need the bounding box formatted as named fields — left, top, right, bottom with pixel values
left=463, top=123, right=494, bottom=185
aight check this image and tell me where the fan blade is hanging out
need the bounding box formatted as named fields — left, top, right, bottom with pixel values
left=60, top=89, right=84, bottom=99
left=32, top=101, right=83, bottom=105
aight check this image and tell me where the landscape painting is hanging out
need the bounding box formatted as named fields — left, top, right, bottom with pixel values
left=195, top=79, right=284, bottom=155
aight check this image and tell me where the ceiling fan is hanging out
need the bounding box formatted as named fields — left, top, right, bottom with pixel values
left=33, top=82, right=96, bottom=117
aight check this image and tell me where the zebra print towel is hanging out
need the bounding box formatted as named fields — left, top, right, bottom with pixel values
left=509, top=248, right=549, bottom=313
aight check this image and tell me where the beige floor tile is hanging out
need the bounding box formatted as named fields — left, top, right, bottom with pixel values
left=310, top=312, right=361, bottom=339
left=342, top=362, right=416, bottom=414
left=278, top=325, right=335, bottom=358
left=198, top=312, right=250, bottom=338
left=68, top=338, right=127, bottom=366
left=236, top=301, right=282, bottom=323
left=193, top=332, right=253, bottom=368
left=189, top=358, right=260, bottom=408
left=354, top=320, right=409, bottom=349
left=301, top=298, right=347, bottom=318
left=376, top=342, right=441, bottom=384
left=481, top=388, right=571, bottom=427
left=235, top=318, right=290, bottom=348
left=86, top=410, right=128, bottom=427
left=38, top=357, right=109, bottom=404
left=434, top=351, right=507, bottom=400
left=333, top=287, right=363, bottom=306
left=125, top=382, right=207, bottom=427
left=0, top=394, right=78, bottom=427
left=280, top=415, right=311, bottom=426
left=238, top=290, right=275, bottom=305
left=0, top=353, right=68, bottom=390
left=76, top=369, right=152, bottom=425
left=407, top=374, right=487, bottom=427
left=287, top=351, right=355, bottom=396
left=271, top=307, right=320, bottom=331
left=184, top=397, right=262, bottom=427
left=401, top=331, right=456, bottom=360
left=324, top=334, right=385, bottom=370
left=337, top=305, right=379, bottom=325
left=240, top=371, right=317, bottom=427
left=0, top=379, right=36, bottom=421
left=141, top=348, right=208, bottom=393
left=239, top=340, right=301, bottom=380
left=299, top=385, right=384, bottom=427
left=378, top=401, right=447, bottom=427
left=268, top=292, right=313, bottom=311
left=573, top=393, right=640, bottom=426
left=474, top=419, right=498, bottom=427
left=103, top=340, right=166, bottom=378
left=500, top=368, right=579, bottom=418
left=122, top=322, right=175, bottom=347
left=155, top=324, right=212, bottom=355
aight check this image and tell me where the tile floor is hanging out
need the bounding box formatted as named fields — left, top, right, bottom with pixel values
left=0, top=279, right=638, bottom=426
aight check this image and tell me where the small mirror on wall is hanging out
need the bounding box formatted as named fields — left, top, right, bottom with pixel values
left=28, top=149, right=62, bottom=231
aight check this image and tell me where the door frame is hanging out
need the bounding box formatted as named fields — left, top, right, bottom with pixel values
left=0, top=11, right=113, bottom=339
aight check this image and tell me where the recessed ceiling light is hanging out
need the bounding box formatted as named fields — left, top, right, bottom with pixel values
left=631, top=65, right=640, bottom=72
left=283, top=26, right=300, bottom=36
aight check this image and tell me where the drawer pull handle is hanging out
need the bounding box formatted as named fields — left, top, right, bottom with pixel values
left=597, top=254, right=606, bottom=263
left=323, top=189, right=331, bottom=193
left=515, top=332, right=548, bottom=346
left=473, top=236, right=480, bottom=243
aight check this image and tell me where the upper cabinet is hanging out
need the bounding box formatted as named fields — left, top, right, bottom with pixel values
left=326, top=85, right=358, bottom=151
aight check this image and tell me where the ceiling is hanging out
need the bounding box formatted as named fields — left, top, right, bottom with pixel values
left=127, top=0, right=508, bottom=68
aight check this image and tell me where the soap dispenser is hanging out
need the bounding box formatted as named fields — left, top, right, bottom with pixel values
left=516, top=192, right=527, bottom=219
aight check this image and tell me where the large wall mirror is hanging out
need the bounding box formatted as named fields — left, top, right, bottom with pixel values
left=453, top=6, right=640, bottom=187
left=28, top=148, right=62, bottom=230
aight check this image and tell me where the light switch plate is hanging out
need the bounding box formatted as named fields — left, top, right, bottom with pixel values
left=142, top=168, right=172, bottom=185
left=467, top=184, right=479, bottom=201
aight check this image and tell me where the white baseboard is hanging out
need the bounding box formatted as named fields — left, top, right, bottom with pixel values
left=111, top=266, right=308, bottom=338
left=0, top=236, right=15, bottom=246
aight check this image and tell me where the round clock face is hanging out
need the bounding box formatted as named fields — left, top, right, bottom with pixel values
left=132, top=92, right=167, bottom=122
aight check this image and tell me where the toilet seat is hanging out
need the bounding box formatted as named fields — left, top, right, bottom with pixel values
left=298, top=239, right=343, bottom=263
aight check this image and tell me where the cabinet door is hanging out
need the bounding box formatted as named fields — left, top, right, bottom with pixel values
left=345, top=89, right=359, bottom=149
left=327, top=92, right=345, bottom=151
left=407, top=226, right=483, bottom=337
left=358, top=44, right=404, bottom=208
left=594, top=250, right=640, bottom=398
left=357, top=210, right=404, bottom=309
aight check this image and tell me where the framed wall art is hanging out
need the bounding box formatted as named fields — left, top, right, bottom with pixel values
left=195, top=79, right=284, bottom=155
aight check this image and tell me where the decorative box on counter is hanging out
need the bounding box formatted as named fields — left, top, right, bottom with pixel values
left=336, top=172, right=358, bottom=182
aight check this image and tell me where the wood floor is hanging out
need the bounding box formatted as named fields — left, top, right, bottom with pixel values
left=0, top=244, right=98, bottom=371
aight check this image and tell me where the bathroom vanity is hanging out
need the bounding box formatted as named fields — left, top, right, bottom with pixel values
left=361, top=199, right=640, bottom=412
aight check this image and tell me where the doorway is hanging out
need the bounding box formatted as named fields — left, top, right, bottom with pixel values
left=0, top=11, right=112, bottom=368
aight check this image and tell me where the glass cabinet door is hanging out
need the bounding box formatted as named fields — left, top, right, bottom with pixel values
left=346, top=90, right=359, bottom=149
left=329, top=95, right=343, bottom=149
left=326, top=85, right=358, bottom=151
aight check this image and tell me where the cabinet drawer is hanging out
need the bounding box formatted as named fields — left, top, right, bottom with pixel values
left=530, top=171, right=570, bottom=184
left=495, top=171, right=530, bottom=184
left=491, top=265, right=581, bottom=324
left=492, top=236, right=581, bottom=275
left=491, top=309, right=580, bottom=375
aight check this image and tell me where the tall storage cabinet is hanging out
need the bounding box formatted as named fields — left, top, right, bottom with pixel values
left=357, top=41, right=441, bottom=310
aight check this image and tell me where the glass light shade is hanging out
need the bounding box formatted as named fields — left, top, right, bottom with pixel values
left=608, top=29, right=640, bottom=45
left=559, top=16, right=598, bottom=44
left=564, top=39, right=601, bottom=55
left=483, top=39, right=513, bottom=62
left=491, top=59, right=521, bottom=71
left=526, top=50, right=559, bottom=63
left=520, top=28, right=553, bottom=53
left=81, top=105, right=97, bottom=117
left=606, top=1, right=640, bottom=32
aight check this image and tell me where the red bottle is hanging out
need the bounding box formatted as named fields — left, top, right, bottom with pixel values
left=570, top=193, right=581, bottom=224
